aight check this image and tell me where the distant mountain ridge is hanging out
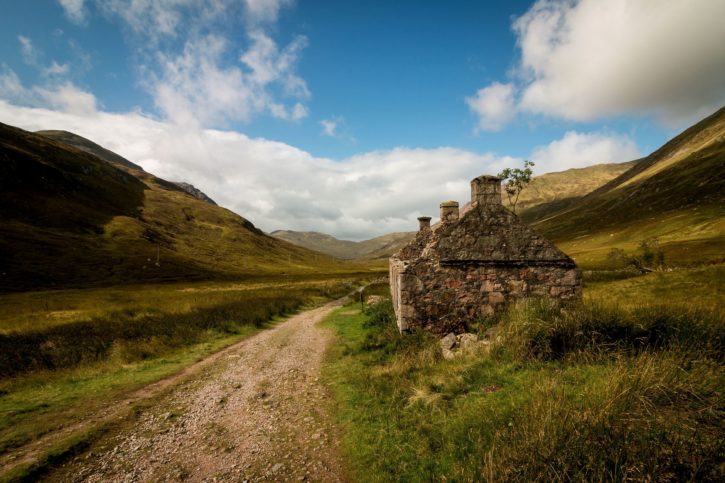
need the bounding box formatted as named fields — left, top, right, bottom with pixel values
left=272, top=161, right=637, bottom=259
left=270, top=230, right=413, bottom=260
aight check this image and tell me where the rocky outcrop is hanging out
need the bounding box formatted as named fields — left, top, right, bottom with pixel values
left=171, top=182, right=217, bottom=205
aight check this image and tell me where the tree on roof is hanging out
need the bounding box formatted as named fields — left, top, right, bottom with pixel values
left=498, top=160, right=534, bottom=214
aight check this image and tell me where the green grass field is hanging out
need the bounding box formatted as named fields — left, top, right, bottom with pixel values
left=323, top=266, right=724, bottom=482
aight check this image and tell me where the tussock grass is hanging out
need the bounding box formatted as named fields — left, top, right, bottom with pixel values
left=0, top=283, right=352, bottom=377
left=492, top=298, right=723, bottom=362
left=323, top=272, right=724, bottom=482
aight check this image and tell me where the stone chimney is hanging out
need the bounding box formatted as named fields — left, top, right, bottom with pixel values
left=439, top=201, right=459, bottom=222
left=471, top=175, right=502, bottom=206
left=417, top=216, right=432, bottom=231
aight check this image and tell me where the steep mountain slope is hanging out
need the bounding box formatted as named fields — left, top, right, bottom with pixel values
left=37, top=130, right=218, bottom=206
left=532, top=106, right=725, bottom=267
left=0, top=123, right=352, bottom=291
left=36, top=130, right=145, bottom=171
left=171, top=181, right=217, bottom=205
left=516, top=161, right=636, bottom=222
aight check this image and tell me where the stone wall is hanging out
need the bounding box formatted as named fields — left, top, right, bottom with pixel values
left=389, top=174, right=582, bottom=335
left=396, top=260, right=580, bottom=334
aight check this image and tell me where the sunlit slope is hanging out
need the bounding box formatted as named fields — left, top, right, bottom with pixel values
left=532, top=107, right=725, bottom=267
left=515, top=161, right=637, bottom=220
left=0, top=123, right=357, bottom=291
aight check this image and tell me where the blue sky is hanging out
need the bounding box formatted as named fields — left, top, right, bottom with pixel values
left=1, top=0, right=724, bottom=239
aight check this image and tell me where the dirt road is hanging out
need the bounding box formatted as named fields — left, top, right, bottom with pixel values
left=49, top=300, right=348, bottom=482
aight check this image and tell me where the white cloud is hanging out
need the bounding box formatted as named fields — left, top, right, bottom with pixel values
left=512, top=0, right=725, bottom=125
left=151, top=31, right=308, bottom=126
left=79, top=0, right=309, bottom=127
left=242, top=0, right=293, bottom=26
left=0, top=100, right=523, bottom=240
left=320, top=118, right=338, bottom=137
left=530, top=131, right=639, bottom=174
left=36, top=83, right=98, bottom=115
left=43, top=61, right=70, bottom=77
left=58, top=0, right=88, bottom=24
left=0, top=68, right=97, bottom=115
left=319, top=115, right=355, bottom=141
left=16, top=35, right=76, bottom=80
left=18, top=36, right=38, bottom=66
left=240, top=30, right=309, bottom=98
left=0, top=69, right=30, bottom=103
left=466, top=82, right=515, bottom=132
left=95, top=0, right=193, bottom=39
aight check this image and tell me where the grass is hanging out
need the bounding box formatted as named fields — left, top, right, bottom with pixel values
left=555, top=206, right=725, bottom=269
left=323, top=267, right=724, bottom=482
left=584, top=263, right=724, bottom=309
left=0, top=276, right=362, bottom=473
left=0, top=279, right=357, bottom=377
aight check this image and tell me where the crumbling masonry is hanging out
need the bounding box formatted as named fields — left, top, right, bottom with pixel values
left=389, top=175, right=581, bottom=334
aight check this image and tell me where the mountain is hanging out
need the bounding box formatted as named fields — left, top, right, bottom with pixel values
left=37, top=130, right=218, bottom=206
left=531, top=106, right=725, bottom=268
left=270, top=230, right=414, bottom=260
left=0, top=122, right=355, bottom=292
left=171, top=181, right=217, bottom=205
left=36, top=130, right=145, bottom=171
left=514, top=161, right=637, bottom=222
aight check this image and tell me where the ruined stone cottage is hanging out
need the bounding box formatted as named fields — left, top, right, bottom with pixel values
left=389, top=175, right=581, bottom=334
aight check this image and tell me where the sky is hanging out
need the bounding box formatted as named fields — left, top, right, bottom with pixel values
left=1, top=0, right=724, bottom=240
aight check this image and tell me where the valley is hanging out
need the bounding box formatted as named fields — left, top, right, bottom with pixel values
left=0, top=106, right=722, bottom=482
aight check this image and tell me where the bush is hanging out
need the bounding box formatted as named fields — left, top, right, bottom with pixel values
left=363, top=298, right=395, bottom=327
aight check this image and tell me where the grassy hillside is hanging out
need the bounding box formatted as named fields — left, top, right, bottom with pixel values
left=530, top=107, right=725, bottom=268
left=271, top=230, right=413, bottom=260
left=514, top=161, right=636, bottom=216
left=0, top=123, right=373, bottom=291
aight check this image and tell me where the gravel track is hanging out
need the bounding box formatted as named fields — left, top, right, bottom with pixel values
left=49, top=300, right=347, bottom=482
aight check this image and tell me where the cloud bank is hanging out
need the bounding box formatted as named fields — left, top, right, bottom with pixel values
left=1, top=98, right=640, bottom=239
left=469, top=0, right=725, bottom=130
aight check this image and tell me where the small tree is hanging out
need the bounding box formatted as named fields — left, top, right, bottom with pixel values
left=622, top=238, right=666, bottom=273
left=606, top=248, right=629, bottom=269
left=498, top=160, right=535, bottom=214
